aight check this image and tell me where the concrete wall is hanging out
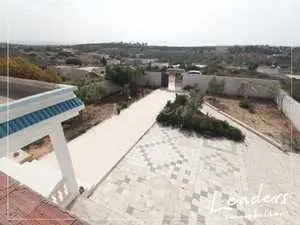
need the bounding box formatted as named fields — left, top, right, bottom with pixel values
left=144, top=71, right=161, bottom=87
left=182, top=74, right=279, bottom=99
left=133, top=71, right=161, bottom=87
left=277, top=91, right=300, bottom=131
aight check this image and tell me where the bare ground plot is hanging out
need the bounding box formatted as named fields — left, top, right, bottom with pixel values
left=207, top=95, right=300, bottom=151
left=25, top=90, right=153, bottom=160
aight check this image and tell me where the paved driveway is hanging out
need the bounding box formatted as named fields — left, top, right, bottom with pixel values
left=40, top=89, right=175, bottom=185
left=72, top=104, right=300, bottom=225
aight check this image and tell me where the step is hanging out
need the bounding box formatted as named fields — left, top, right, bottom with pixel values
left=0, top=157, right=61, bottom=197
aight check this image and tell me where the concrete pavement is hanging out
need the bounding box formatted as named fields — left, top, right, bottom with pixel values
left=40, top=89, right=175, bottom=186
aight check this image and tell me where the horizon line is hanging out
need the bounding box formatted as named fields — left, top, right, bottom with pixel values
left=0, top=41, right=297, bottom=48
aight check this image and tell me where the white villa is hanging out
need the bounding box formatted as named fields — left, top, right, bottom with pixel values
left=0, top=76, right=85, bottom=207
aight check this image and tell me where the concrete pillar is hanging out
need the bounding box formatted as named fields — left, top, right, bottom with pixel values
left=49, top=124, right=78, bottom=195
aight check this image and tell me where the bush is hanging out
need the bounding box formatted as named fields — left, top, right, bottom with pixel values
left=65, top=58, right=82, bottom=66
left=157, top=94, right=245, bottom=142
left=75, top=83, right=104, bottom=104
left=0, top=57, right=61, bottom=83
left=239, top=100, right=255, bottom=113
left=239, top=100, right=250, bottom=109
left=174, top=94, right=188, bottom=105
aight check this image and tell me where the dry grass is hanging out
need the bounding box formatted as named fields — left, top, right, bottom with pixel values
left=207, top=95, right=300, bottom=152
left=24, top=89, right=153, bottom=160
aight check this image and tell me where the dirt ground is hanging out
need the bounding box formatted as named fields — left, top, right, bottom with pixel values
left=206, top=95, right=300, bottom=151
left=25, top=89, right=153, bottom=160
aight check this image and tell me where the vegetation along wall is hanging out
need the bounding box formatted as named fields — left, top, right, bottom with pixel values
left=182, top=75, right=279, bottom=99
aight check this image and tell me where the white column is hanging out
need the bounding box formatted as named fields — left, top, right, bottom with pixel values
left=49, top=124, right=78, bottom=195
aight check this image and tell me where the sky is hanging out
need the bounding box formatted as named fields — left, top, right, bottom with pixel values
left=1, top=0, right=300, bottom=46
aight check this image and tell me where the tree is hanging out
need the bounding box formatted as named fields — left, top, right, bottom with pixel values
left=248, top=63, right=258, bottom=71
left=208, top=77, right=225, bottom=95
left=0, top=56, right=61, bottom=83
left=101, top=57, right=107, bottom=66
left=105, top=66, right=133, bottom=86
left=75, top=83, right=104, bottom=104
left=65, top=58, right=82, bottom=66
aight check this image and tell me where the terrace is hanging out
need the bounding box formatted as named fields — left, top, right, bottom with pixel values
left=0, top=76, right=85, bottom=207
left=1, top=74, right=300, bottom=224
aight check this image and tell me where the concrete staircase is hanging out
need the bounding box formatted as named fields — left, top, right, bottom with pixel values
left=0, top=157, right=91, bottom=208
left=0, top=157, right=61, bottom=197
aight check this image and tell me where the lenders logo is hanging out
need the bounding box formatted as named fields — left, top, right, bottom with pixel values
left=210, top=184, right=292, bottom=219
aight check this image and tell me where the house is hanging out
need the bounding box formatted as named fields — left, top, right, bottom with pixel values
left=186, top=70, right=202, bottom=75
left=77, top=66, right=106, bottom=77
left=107, top=58, right=121, bottom=66
left=0, top=76, right=85, bottom=208
left=167, top=68, right=185, bottom=74
left=256, top=65, right=281, bottom=78
left=192, top=63, right=208, bottom=69
left=151, top=62, right=169, bottom=69
left=55, top=65, right=106, bottom=80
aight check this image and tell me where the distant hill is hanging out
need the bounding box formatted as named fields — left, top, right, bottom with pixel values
left=0, top=57, right=61, bottom=83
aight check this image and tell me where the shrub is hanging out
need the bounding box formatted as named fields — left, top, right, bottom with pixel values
left=0, top=57, right=61, bottom=83
left=183, top=85, right=195, bottom=91
left=65, top=58, right=82, bottom=66
left=174, top=94, right=188, bottom=105
left=75, top=83, right=104, bottom=104
left=239, top=100, right=255, bottom=113
left=156, top=94, right=245, bottom=142
left=239, top=100, right=250, bottom=109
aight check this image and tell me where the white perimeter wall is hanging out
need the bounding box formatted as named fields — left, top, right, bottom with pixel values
left=277, top=91, right=300, bottom=131
left=144, top=71, right=161, bottom=87
left=183, top=74, right=279, bottom=98
left=133, top=71, right=161, bottom=87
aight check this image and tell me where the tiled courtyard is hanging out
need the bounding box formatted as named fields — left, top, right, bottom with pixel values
left=72, top=114, right=300, bottom=225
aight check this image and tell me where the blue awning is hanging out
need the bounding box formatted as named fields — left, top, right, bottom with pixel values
left=0, top=97, right=83, bottom=139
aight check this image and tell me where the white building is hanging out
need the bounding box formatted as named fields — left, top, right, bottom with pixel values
left=168, top=68, right=185, bottom=74
left=0, top=76, right=85, bottom=208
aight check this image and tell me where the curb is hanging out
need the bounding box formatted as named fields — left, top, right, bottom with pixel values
left=204, top=102, right=284, bottom=151
left=85, top=121, right=157, bottom=198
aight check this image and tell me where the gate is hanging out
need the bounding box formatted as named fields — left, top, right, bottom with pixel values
left=161, top=72, right=169, bottom=87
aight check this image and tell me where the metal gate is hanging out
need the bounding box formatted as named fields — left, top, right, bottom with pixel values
left=161, top=72, right=169, bottom=87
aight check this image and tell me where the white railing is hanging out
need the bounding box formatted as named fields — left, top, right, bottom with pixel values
left=48, top=178, right=77, bottom=208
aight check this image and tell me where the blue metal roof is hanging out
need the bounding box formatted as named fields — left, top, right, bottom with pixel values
left=0, top=97, right=83, bottom=139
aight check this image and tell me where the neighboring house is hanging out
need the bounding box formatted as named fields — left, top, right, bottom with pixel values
left=226, top=65, right=248, bottom=70
left=186, top=70, right=202, bottom=75
left=256, top=65, right=281, bottom=78
left=285, top=74, right=300, bottom=80
left=151, top=62, right=169, bottom=69
left=55, top=66, right=105, bottom=80
left=168, top=68, right=185, bottom=74
left=77, top=66, right=106, bottom=77
left=192, top=63, right=208, bottom=69
left=107, top=58, right=121, bottom=66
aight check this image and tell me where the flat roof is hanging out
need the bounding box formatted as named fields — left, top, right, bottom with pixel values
left=0, top=76, right=59, bottom=101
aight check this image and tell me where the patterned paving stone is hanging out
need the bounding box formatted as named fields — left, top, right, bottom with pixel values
left=82, top=124, right=300, bottom=225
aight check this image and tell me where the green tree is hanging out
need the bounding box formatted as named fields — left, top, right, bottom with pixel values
left=106, top=66, right=133, bottom=86
left=65, top=58, right=82, bottom=66
left=75, top=83, right=104, bottom=104
left=101, top=57, right=107, bottom=66
left=208, top=77, right=225, bottom=94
